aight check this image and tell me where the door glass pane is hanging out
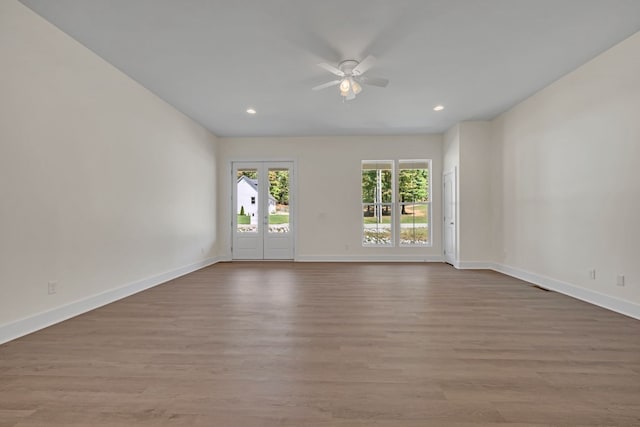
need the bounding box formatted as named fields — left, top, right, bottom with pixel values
left=267, top=168, right=290, bottom=233
left=236, top=168, right=258, bottom=233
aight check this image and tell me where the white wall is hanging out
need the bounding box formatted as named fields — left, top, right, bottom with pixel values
left=458, top=121, right=494, bottom=264
left=492, top=31, right=640, bottom=311
left=218, top=136, right=443, bottom=261
left=0, top=0, right=219, bottom=337
left=443, top=124, right=460, bottom=175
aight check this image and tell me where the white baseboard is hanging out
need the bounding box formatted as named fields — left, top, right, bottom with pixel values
left=295, top=255, right=444, bottom=262
left=453, top=261, right=495, bottom=269
left=0, top=256, right=223, bottom=345
left=492, top=263, right=640, bottom=320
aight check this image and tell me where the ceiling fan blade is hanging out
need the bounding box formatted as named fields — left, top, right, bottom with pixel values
left=352, top=55, right=376, bottom=76
left=317, top=63, right=344, bottom=77
left=312, top=80, right=341, bottom=91
left=360, top=75, right=389, bottom=87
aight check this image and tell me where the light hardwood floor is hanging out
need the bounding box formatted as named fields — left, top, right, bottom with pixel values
left=1, top=262, right=639, bottom=426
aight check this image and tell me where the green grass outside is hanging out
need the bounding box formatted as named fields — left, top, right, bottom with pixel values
left=237, top=214, right=289, bottom=225
left=363, top=205, right=428, bottom=224
left=363, top=216, right=392, bottom=224
left=400, top=228, right=428, bottom=241
left=268, top=214, right=289, bottom=224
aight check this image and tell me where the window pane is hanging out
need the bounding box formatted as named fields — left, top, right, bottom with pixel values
left=268, top=168, right=290, bottom=233
left=380, top=169, right=393, bottom=202
left=399, top=161, right=429, bottom=203
left=361, top=170, right=376, bottom=203
left=362, top=160, right=393, bottom=203
left=363, top=203, right=393, bottom=245
left=236, top=169, right=258, bottom=233
left=400, top=203, right=429, bottom=246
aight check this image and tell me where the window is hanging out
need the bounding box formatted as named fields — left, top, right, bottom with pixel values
left=362, top=161, right=394, bottom=246
left=251, top=196, right=256, bottom=205
left=398, top=160, right=430, bottom=246
left=361, top=159, right=431, bottom=247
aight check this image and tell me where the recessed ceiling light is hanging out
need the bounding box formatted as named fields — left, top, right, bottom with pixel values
left=246, top=108, right=256, bottom=114
left=433, top=105, right=445, bottom=111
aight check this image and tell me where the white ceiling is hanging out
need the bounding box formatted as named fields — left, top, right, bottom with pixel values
left=20, top=0, right=640, bottom=137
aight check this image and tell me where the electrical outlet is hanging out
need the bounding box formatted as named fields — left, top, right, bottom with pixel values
left=589, top=269, right=596, bottom=280
left=47, top=281, right=58, bottom=295
left=617, top=275, right=625, bottom=287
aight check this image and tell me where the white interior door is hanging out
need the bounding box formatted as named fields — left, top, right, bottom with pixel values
left=232, top=161, right=294, bottom=260
left=443, top=170, right=457, bottom=265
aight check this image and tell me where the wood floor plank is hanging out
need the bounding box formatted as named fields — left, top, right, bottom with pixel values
left=1, top=262, right=639, bottom=425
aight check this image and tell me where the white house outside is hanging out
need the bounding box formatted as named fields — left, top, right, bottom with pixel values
left=237, top=176, right=276, bottom=219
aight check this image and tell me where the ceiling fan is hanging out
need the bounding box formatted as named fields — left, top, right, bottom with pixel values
left=312, top=55, right=389, bottom=101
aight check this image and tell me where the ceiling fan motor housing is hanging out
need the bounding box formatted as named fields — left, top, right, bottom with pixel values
left=339, top=59, right=360, bottom=75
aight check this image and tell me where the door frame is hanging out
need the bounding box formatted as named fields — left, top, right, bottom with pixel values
left=229, top=158, right=297, bottom=260
left=442, top=168, right=458, bottom=266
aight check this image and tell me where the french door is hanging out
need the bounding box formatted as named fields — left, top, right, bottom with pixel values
left=232, top=161, right=294, bottom=260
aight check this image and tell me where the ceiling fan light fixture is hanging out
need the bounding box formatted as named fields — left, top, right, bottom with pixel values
left=339, top=78, right=350, bottom=93
left=351, top=79, right=362, bottom=95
